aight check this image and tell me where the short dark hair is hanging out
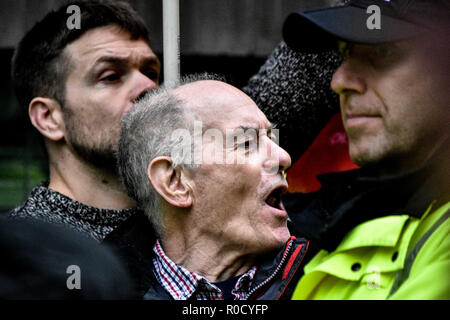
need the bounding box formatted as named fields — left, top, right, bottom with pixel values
left=11, top=0, right=151, bottom=110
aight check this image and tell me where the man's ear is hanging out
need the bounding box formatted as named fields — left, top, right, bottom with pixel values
left=29, top=97, right=65, bottom=141
left=148, top=156, right=193, bottom=208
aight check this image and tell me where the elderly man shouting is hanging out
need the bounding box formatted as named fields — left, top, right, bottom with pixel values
left=106, top=75, right=310, bottom=300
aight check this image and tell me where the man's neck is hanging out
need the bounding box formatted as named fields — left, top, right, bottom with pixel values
left=373, top=135, right=450, bottom=180
left=48, top=149, right=135, bottom=210
left=360, top=142, right=450, bottom=212
left=161, top=231, right=256, bottom=283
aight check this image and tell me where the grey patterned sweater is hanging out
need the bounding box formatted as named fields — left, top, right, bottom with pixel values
left=9, top=181, right=138, bottom=242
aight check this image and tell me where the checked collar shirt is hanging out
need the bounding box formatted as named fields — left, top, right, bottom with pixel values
left=152, top=240, right=258, bottom=300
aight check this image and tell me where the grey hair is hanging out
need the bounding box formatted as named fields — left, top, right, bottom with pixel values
left=117, top=73, right=224, bottom=237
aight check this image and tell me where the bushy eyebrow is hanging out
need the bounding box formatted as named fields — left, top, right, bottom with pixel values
left=268, top=123, right=277, bottom=131
left=94, top=55, right=160, bottom=68
left=235, top=123, right=276, bottom=132
left=227, top=123, right=277, bottom=144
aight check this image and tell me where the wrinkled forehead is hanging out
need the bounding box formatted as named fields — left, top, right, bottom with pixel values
left=173, top=80, right=270, bottom=130
left=64, top=25, right=156, bottom=65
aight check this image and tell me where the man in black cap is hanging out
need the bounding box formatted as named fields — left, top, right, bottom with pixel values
left=282, top=0, right=449, bottom=299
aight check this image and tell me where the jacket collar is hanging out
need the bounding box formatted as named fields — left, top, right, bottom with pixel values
left=247, top=237, right=309, bottom=300
left=283, top=161, right=448, bottom=252
left=104, top=212, right=158, bottom=297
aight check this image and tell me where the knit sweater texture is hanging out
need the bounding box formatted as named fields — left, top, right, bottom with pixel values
left=9, top=181, right=138, bottom=241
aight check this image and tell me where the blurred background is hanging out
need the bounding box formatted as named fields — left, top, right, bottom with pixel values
left=0, top=0, right=337, bottom=213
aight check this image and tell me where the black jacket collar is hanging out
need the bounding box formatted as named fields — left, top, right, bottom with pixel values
left=283, top=162, right=448, bottom=252
left=104, top=212, right=158, bottom=297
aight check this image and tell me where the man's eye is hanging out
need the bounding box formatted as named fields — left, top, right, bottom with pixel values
left=100, top=72, right=120, bottom=82
left=238, top=140, right=257, bottom=152
left=369, top=46, right=391, bottom=63
left=143, top=70, right=159, bottom=81
left=368, top=44, right=401, bottom=68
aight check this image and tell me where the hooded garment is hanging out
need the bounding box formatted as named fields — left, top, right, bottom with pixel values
left=242, top=41, right=342, bottom=164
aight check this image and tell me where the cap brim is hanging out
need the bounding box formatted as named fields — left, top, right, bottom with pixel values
left=283, top=5, right=422, bottom=51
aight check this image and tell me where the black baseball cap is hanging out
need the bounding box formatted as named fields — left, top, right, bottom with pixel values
left=283, top=0, right=449, bottom=51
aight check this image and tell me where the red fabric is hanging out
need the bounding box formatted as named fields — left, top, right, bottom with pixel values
left=287, top=113, right=359, bottom=193
left=277, top=241, right=310, bottom=300
left=282, top=244, right=303, bottom=280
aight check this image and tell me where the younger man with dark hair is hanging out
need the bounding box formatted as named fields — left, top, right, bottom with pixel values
left=10, top=0, right=160, bottom=241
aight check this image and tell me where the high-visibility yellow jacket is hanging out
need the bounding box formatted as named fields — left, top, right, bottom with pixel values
left=292, top=201, right=449, bottom=300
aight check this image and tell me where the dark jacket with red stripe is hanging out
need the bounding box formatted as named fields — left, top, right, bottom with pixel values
left=104, top=212, right=311, bottom=300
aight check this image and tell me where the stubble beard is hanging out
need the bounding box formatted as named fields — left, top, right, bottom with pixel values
left=63, top=105, right=119, bottom=175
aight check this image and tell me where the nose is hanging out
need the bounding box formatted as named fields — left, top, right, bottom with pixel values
left=331, top=60, right=367, bottom=96
left=263, top=140, right=292, bottom=175
left=277, top=144, right=291, bottom=173
left=130, top=70, right=159, bottom=102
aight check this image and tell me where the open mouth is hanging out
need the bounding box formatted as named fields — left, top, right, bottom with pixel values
left=265, top=186, right=287, bottom=210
